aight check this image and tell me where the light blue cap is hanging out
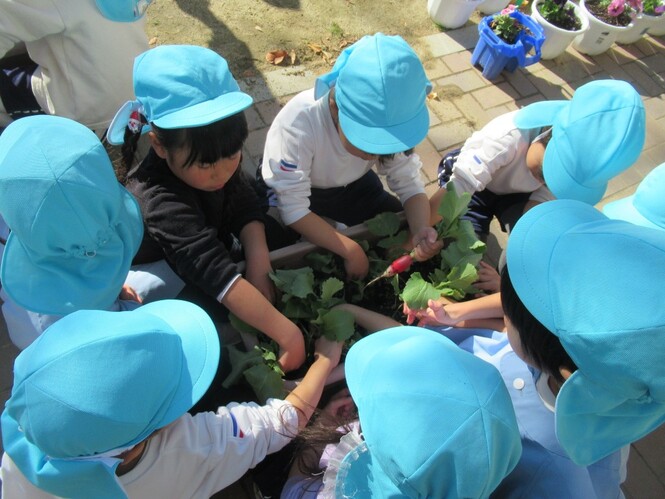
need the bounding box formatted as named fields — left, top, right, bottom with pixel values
left=314, top=33, right=432, bottom=155
left=1, top=300, right=220, bottom=499
left=107, top=45, right=253, bottom=145
left=337, top=326, right=521, bottom=498
left=95, top=0, right=152, bottom=22
left=603, top=163, right=665, bottom=230
left=514, top=80, right=645, bottom=205
left=0, top=116, right=143, bottom=315
left=507, top=199, right=665, bottom=465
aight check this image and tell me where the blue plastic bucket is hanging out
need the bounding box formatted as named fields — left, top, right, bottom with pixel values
left=471, top=10, right=545, bottom=79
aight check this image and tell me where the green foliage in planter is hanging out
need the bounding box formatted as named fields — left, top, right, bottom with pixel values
left=225, top=183, right=485, bottom=401
left=537, top=0, right=583, bottom=30
left=643, top=0, right=665, bottom=15
left=401, top=184, right=486, bottom=308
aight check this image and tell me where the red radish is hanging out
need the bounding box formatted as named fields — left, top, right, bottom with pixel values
left=385, top=252, right=415, bottom=276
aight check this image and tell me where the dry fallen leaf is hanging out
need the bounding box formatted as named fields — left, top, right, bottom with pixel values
left=266, top=49, right=289, bottom=65
left=255, top=25, right=263, bottom=32
left=307, top=42, right=323, bottom=54
left=289, top=50, right=297, bottom=65
left=427, top=92, right=440, bottom=101
left=148, top=37, right=158, bottom=45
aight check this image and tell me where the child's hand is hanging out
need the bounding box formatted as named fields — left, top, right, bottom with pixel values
left=342, top=241, right=369, bottom=280
left=277, top=324, right=307, bottom=372
left=119, top=284, right=143, bottom=304
left=474, top=261, right=500, bottom=294
left=313, top=336, right=343, bottom=368
left=420, top=298, right=457, bottom=326
left=411, top=227, right=443, bottom=262
left=402, top=301, right=426, bottom=325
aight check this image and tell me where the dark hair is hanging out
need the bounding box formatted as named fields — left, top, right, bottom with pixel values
left=500, top=266, right=577, bottom=383
left=120, top=111, right=249, bottom=171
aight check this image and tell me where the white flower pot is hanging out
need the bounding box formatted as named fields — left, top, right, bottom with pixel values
left=479, top=0, right=511, bottom=15
left=572, top=0, right=633, bottom=55
left=616, top=13, right=663, bottom=43
left=530, top=0, right=590, bottom=59
left=428, top=0, right=485, bottom=29
left=647, top=13, right=665, bottom=36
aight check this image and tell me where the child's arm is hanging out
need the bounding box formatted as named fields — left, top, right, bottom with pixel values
left=403, top=193, right=443, bottom=261
left=222, top=278, right=306, bottom=372
left=333, top=303, right=400, bottom=333
left=405, top=293, right=504, bottom=327
left=238, top=220, right=275, bottom=303
left=289, top=212, right=369, bottom=280
left=285, top=337, right=343, bottom=427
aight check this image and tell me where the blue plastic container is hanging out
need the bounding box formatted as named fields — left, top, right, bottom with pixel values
left=471, top=10, right=545, bottom=80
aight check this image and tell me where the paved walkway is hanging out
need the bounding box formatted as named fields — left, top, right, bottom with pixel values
left=2, top=22, right=665, bottom=498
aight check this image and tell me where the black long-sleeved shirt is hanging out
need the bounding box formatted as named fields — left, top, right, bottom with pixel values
left=127, top=150, right=265, bottom=299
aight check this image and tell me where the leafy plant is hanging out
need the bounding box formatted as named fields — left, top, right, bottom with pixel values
left=491, top=5, right=533, bottom=43
left=586, top=0, right=641, bottom=25
left=225, top=183, right=485, bottom=401
left=401, top=184, right=486, bottom=308
left=537, top=0, right=583, bottom=30
left=643, top=0, right=665, bottom=15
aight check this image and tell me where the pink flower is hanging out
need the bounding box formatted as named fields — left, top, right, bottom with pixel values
left=500, top=4, right=517, bottom=14
left=608, top=0, right=626, bottom=15
left=656, top=4, right=665, bottom=12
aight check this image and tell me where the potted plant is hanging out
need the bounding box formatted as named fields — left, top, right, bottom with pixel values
left=572, top=0, right=638, bottom=55
left=530, top=0, right=590, bottom=59
left=617, top=0, right=665, bottom=42
left=428, top=0, right=486, bottom=29
left=471, top=5, right=546, bottom=79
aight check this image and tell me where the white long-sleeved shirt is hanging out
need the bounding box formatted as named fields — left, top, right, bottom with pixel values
left=450, top=111, right=554, bottom=203
left=261, top=89, right=426, bottom=225
left=0, top=399, right=298, bottom=498
left=0, top=0, right=148, bottom=132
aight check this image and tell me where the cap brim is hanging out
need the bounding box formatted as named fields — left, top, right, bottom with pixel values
left=506, top=200, right=606, bottom=332
left=107, top=101, right=151, bottom=145
left=153, top=91, right=253, bottom=130
left=603, top=195, right=660, bottom=230
left=514, top=100, right=568, bottom=129
left=338, top=104, right=430, bottom=155
left=556, top=370, right=665, bottom=466
left=136, top=300, right=220, bottom=424
left=0, top=186, right=143, bottom=315
left=335, top=442, right=405, bottom=498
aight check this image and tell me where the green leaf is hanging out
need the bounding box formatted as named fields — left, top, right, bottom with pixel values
left=365, top=212, right=402, bottom=237
left=244, top=363, right=286, bottom=404
left=229, top=312, right=262, bottom=336
left=320, top=277, right=344, bottom=302
left=269, top=267, right=315, bottom=298
left=281, top=297, right=317, bottom=320
left=436, top=183, right=472, bottom=236
left=444, top=262, right=479, bottom=293
left=400, top=272, right=443, bottom=309
left=315, top=309, right=356, bottom=342
left=304, top=251, right=337, bottom=273
left=377, top=230, right=410, bottom=249
left=222, top=344, right=264, bottom=388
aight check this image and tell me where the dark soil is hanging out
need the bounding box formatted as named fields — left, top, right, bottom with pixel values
left=583, top=0, right=633, bottom=26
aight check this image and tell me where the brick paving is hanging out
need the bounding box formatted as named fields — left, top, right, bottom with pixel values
left=2, top=21, right=665, bottom=497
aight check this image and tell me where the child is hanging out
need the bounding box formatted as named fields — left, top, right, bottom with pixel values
left=260, top=33, right=441, bottom=280
left=429, top=79, right=646, bottom=237
left=603, top=162, right=665, bottom=230
left=107, top=44, right=306, bottom=373
left=0, top=299, right=343, bottom=498
left=0, top=115, right=144, bottom=349
left=282, top=325, right=522, bottom=498
left=0, top=0, right=150, bottom=135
